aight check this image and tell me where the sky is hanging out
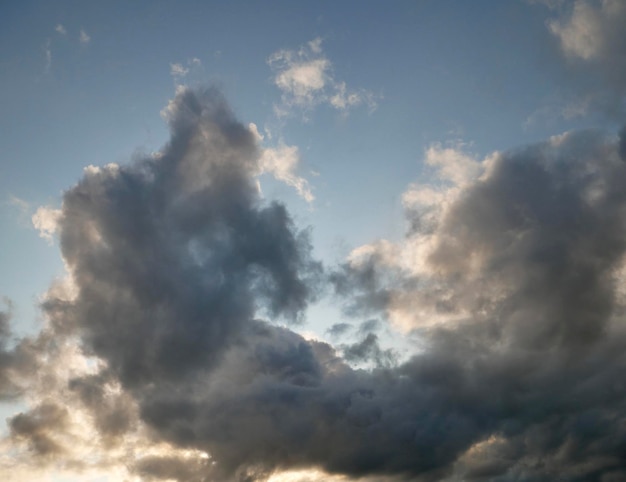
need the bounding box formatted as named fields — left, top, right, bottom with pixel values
left=1, top=0, right=626, bottom=481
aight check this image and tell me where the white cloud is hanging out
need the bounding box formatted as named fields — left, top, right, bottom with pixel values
left=260, top=143, right=314, bottom=203
left=170, top=62, right=189, bottom=78
left=268, top=38, right=377, bottom=117
left=79, top=28, right=90, bottom=44
left=169, top=58, right=203, bottom=83
left=548, top=0, right=626, bottom=71
left=541, top=0, right=626, bottom=118
left=345, top=143, right=487, bottom=332
left=55, top=24, right=66, bottom=35
left=549, top=1, right=604, bottom=60
left=250, top=123, right=314, bottom=203
left=32, top=206, right=62, bottom=243
left=422, top=142, right=481, bottom=186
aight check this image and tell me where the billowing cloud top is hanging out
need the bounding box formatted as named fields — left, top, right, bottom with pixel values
left=4, top=33, right=626, bottom=480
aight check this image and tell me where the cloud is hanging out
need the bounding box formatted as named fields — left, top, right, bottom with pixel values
left=5, top=86, right=626, bottom=482
left=169, top=58, right=204, bottom=86
left=549, top=0, right=625, bottom=62
left=79, top=28, right=90, bottom=44
left=249, top=122, right=314, bottom=203
left=55, top=24, right=66, bottom=35
left=31, top=206, right=62, bottom=243
left=268, top=38, right=377, bottom=118
left=0, top=87, right=326, bottom=479
left=0, top=301, right=23, bottom=400
left=330, top=129, right=626, bottom=479
left=170, top=62, right=189, bottom=78
left=543, top=0, right=626, bottom=118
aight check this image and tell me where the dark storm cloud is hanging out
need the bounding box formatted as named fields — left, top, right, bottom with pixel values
left=49, top=87, right=321, bottom=390
left=11, top=87, right=626, bottom=482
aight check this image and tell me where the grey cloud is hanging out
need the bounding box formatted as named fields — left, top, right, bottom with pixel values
left=326, top=322, right=352, bottom=338
left=9, top=402, right=68, bottom=458
left=328, top=129, right=626, bottom=481
left=134, top=455, right=212, bottom=481
left=0, top=307, right=15, bottom=398
left=341, top=333, right=396, bottom=368
left=330, top=254, right=396, bottom=319
left=50, top=87, right=321, bottom=390
left=0, top=302, right=28, bottom=401
left=8, top=87, right=626, bottom=481
left=68, top=373, right=135, bottom=440
left=357, top=318, right=381, bottom=335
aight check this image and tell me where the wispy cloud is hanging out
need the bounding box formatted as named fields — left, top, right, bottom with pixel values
left=79, top=28, right=90, bottom=44
left=170, top=62, right=189, bottom=78
left=54, top=24, right=66, bottom=35
left=268, top=38, right=378, bottom=118
left=43, top=39, right=51, bottom=73
left=169, top=58, right=203, bottom=84
left=250, top=122, right=314, bottom=203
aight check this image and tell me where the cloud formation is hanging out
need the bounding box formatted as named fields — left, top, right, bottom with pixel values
left=331, top=130, right=626, bottom=480
left=268, top=38, right=377, bottom=118
left=79, top=28, right=90, bottom=44
left=5, top=80, right=626, bottom=481
left=543, top=0, right=626, bottom=118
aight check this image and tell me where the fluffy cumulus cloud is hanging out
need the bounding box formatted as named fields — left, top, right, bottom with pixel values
left=268, top=38, right=377, bottom=117
left=31, top=206, right=62, bottom=242
left=7, top=17, right=626, bottom=476
left=0, top=88, right=325, bottom=481
left=331, top=129, right=626, bottom=480
left=3, top=84, right=626, bottom=482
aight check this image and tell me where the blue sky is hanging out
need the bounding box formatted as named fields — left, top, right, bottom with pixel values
left=2, top=1, right=626, bottom=481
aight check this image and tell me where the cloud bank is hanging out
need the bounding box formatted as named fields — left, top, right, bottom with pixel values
left=3, top=84, right=626, bottom=482
left=6, top=15, right=626, bottom=478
